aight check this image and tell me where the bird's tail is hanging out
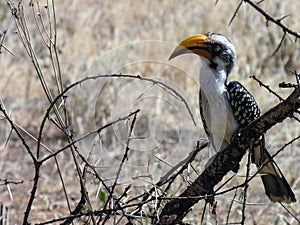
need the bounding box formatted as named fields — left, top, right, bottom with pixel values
left=252, top=136, right=296, bottom=203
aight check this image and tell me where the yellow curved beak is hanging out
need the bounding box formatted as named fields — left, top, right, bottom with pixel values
left=169, top=34, right=211, bottom=60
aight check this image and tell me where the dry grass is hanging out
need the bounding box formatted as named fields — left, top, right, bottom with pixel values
left=0, top=0, right=299, bottom=224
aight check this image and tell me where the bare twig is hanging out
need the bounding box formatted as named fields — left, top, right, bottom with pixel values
left=250, top=75, right=284, bottom=101
left=225, top=188, right=238, bottom=224
left=250, top=75, right=300, bottom=122
left=228, top=0, right=243, bottom=26
left=126, top=141, right=208, bottom=217
left=241, top=145, right=252, bottom=225
left=0, top=104, right=36, bottom=163
left=272, top=32, right=286, bottom=56
left=279, top=202, right=300, bottom=224
left=243, top=0, right=300, bottom=39
left=40, top=109, right=141, bottom=164
left=0, top=30, right=15, bottom=56
left=0, top=178, right=23, bottom=186
left=37, top=74, right=196, bottom=160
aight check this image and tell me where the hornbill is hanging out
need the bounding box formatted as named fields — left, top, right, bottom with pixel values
left=169, top=32, right=296, bottom=203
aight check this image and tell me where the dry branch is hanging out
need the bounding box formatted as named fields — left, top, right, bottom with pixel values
left=3, top=1, right=300, bottom=224
left=228, top=0, right=300, bottom=40
left=158, top=87, right=300, bottom=224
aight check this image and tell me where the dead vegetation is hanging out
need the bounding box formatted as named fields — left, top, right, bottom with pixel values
left=0, top=0, right=299, bottom=224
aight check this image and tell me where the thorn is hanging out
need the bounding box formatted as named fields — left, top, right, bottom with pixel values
left=228, top=0, right=244, bottom=27
left=271, top=32, right=286, bottom=57
left=277, top=14, right=290, bottom=22
left=256, top=0, right=266, bottom=4
left=286, top=32, right=295, bottom=44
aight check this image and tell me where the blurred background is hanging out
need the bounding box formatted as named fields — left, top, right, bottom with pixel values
left=0, top=0, right=299, bottom=224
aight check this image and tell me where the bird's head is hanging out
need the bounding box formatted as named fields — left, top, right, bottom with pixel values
left=169, top=32, right=236, bottom=75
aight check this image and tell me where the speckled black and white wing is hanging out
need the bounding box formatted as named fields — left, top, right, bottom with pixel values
left=227, top=81, right=296, bottom=203
left=227, top=81, right=260, bottom=127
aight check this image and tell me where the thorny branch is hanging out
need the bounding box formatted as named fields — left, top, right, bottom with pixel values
left=40, top=109, right=141, bottom=164
left=100, top=110, right=139, bottom=225
left=251, top=75, right=300, bottom=122
left=228, top=0, right=300, bottom=56
left=0, top=70, right=198, bottom=225
left=228, top=0, right=300, bottom=39
left=244, top=0, right=300, bottom=39
left=158, top=86, right=300, bottom=223
left=2, top=0, right=300, bottom=224
left=37, top=73, right=196, bottom=160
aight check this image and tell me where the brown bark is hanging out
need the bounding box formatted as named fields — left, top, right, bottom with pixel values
left=158, top=88, right=300, bottom=223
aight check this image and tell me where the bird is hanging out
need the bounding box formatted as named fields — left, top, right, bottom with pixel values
left=169, top=32, right=296, bottom=203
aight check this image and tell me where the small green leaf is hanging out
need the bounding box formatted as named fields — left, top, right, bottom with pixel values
left=98, top=190, right=106, bottom=203
left=82, top=203, right=88, bottom=211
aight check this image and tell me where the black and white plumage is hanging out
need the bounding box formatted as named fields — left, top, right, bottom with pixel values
left=169, top=32, right=296, bottom=203
left=227, top=81, right=260, bottom=127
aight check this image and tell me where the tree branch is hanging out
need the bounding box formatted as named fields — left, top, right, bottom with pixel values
left=158, top=87, right=300, bottom=223
left=243, top=0, right=300, bottom=39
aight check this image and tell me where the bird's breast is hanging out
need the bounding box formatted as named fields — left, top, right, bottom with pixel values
left=199, top=66, right=239, bottom=151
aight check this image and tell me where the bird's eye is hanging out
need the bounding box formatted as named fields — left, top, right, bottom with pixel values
left=214, top=44, right=222, bottom=52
